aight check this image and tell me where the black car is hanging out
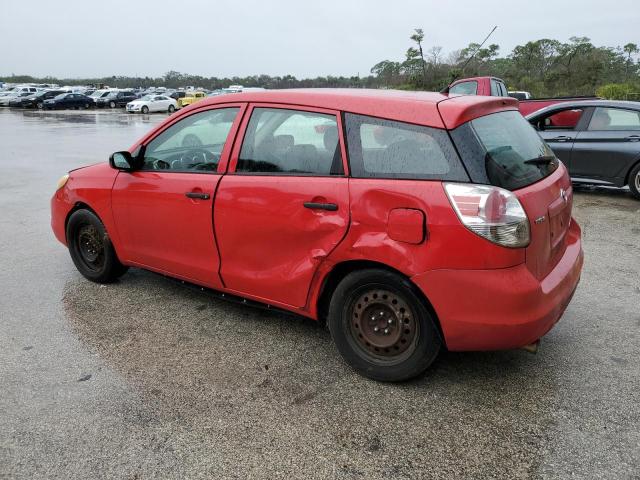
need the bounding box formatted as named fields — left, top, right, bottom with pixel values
left=527, top=100, right=640, bottom=199
left=168, top=91, right=187, bottom=100
left=10, top=90, right=68, bottom=109
left=43, top=93, right=94, bottom=110
left=95, top=90, right=138, bottom=108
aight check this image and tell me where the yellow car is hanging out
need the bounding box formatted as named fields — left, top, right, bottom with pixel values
left=177, top=91, right=206, bottom=108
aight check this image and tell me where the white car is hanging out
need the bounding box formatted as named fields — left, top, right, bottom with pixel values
left=126, top=95, right=178, bottom=114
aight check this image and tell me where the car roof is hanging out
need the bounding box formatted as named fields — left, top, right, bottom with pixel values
left=526, top=99, right=640, bottom=119
left=187, top=88, right=518, bottom=129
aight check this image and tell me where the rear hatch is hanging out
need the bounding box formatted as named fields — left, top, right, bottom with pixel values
left=449, top=109, right=572, bottom=279
left=514, top=166, right=572, bottom=279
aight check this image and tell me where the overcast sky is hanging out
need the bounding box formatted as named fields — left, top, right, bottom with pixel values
left=1, top=0, right=637, bottom=79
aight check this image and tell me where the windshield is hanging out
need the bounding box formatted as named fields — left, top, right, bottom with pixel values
left=451, top=110, right=558, bottom=191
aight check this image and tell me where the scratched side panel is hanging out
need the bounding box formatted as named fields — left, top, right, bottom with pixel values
left=215, top=175, right=350, bottom=308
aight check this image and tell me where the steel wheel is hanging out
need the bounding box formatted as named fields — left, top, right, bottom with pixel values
left=75, top=224, right=106, bottom=272
left=349, top=288, right=419, bottom=363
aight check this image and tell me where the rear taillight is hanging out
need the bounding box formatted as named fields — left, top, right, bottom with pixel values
left=444, top=183, right=530, bottom=248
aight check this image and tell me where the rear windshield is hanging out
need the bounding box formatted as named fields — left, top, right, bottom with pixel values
left=451, top=110, right=558, bottom=190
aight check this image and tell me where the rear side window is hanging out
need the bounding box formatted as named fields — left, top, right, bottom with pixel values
left=449, top=81, right=478, bottom=95
left=344, top=113, right=468, bottom=180
left=588, top=107, right=640, bottom=131
left=237, top=108, right=342, bottom=175
left=451, top=110, right=558, bottom=191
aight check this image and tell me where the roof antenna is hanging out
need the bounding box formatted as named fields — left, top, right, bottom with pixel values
left=442, top=25, right=498, bottom=93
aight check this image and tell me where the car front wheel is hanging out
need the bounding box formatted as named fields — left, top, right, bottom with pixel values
left=168, top=105, right=175, bottom=113
left=141, top=106, right=149, bottom=114
left=629, top=163, right=640, bottom=200
left=109, top=101, right=116, bottom=108
left=328, top=269, right=441, bottom=382
left=66, top=209, right=128, bottom=283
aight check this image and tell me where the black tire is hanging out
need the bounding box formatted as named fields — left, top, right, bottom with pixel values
left=327, top=269, right=441, bottom=382
left=109, top=101, right=116, bottom=109
left=141, top=105, right=149, bottom=114
left=66, top=209, right=128, bottom=283
left=83, top=102, right=90, bottom=109
left=168, top=104, right=175, bottom=113
left=36, top=102, right=43, bottom=109
left=629, top=162, right=640, bottom=200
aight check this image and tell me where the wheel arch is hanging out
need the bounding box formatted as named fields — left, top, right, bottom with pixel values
left=315, top=260, right=445, bottom=346
left=623, top=157, right=640, bottom=187
left=65, top=202, right=99, bottom=240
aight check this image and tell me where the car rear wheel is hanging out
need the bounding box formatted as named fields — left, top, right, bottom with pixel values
left=109, top=101, right=116, bottom=108
left=327, top=269, right=441, bottom=382
left=36, top=102, right=43, bottom=109
left=83, top=103, right=90, bottom=109
left=629, top=163, right=640, bottom=200
left=66, top=209, right=128, bottom=283
left=168, top=105, right=175, bottom=113
left=141, top=105, right=149, bottom=114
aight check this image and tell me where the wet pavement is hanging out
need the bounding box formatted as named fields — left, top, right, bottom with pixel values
left=0, top=108, right=639, bottom=479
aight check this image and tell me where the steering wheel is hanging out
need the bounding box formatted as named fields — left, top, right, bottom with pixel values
left=176, top=149, right=220, bottom=170
left=152, top=159, right=171, bottom=170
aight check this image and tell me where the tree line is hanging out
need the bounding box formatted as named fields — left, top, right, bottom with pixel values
left=373, top=30, right=639, bottom=99
left=2, top=32, right=638, bottom=99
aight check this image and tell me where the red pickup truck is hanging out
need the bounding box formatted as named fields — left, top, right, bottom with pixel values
left=445, top=76, right=597, bottom=118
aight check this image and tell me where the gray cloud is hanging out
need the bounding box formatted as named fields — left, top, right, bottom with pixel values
left=1, top=0, right=636, bottom=78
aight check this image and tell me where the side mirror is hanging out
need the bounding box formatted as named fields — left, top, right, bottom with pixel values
left=109, top=151, right=136, bottom=171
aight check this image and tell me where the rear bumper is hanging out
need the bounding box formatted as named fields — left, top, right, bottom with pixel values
left=412, top=220, right=583, bottom=351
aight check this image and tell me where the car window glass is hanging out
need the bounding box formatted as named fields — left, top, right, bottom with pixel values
left=588, top=107, right=640, bottom=131
left=237, top=108, right=341, bottom=175
left=490, top=80, right=500, bottom=96
left=540, top=109, right=584, bottom=130
left=345, top=113, right=468, bottom=180
left=462, top=110, right=557, bottom=190
left=141, top=107, right=239, bottom=172
left=449, top=81, right=478, bottom=95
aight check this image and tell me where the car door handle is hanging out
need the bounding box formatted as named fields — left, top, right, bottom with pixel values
left=303, top=202, right=338, bottom=211
left=626, top=135, right=640, bottom=142
left=185, top=191, right=210, bottom=200
left=551, top=136, right=571, bottom=142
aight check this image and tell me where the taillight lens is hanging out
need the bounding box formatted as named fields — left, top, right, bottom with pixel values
left=444, top=183, right=530, bottom=248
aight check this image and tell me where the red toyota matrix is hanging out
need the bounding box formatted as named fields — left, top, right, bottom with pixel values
left=51, top=90, right=583, bottom=381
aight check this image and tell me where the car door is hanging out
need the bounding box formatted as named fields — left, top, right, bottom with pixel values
left=155, top=96, right=167, bottom=112
left=534, top=107, right=588, bottom=170
left=215, top=104, right=350, bottom=308
left=111, top=104, right=246, bottom=288
left=571, top=106, right=640, bottom=184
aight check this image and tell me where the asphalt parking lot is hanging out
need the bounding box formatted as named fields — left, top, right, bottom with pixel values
left=0, top=108, right=638, bottom=479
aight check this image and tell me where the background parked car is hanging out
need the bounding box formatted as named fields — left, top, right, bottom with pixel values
left=168, top=91, right=187, bottom=100
left=177, top=91, right=206, bottom=108
left=9, top=89, right=69, bottom=109
left=95, top=90, right=138, bottom=108
left=126, top=95, right=177, bottom=114
left=0, top=91, right=32, bottom=106
left=43, top=93, right=93, bottom=110
left=527, top=100, right=640, bottom=199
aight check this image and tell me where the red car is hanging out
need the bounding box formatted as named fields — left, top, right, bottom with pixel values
left=51, top=90, right=583, bottom=381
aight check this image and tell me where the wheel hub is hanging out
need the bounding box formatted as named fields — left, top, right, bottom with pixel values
left=78, top=225, right=104, bottom=265
left=350, top=289, right=417, bottom=358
